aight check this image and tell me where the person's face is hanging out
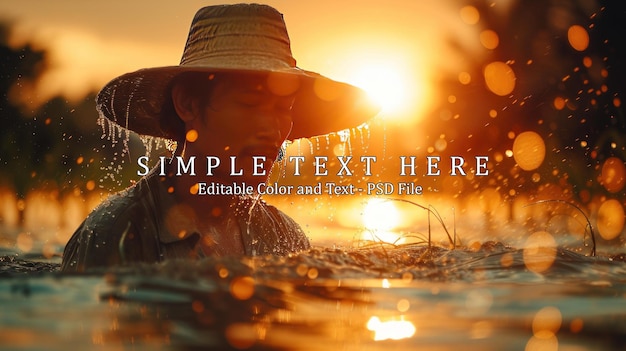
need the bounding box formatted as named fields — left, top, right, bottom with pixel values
left=185, top=74, right=295, bottom=183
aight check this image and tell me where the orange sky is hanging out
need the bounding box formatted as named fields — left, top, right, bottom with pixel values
left=0, top=0, right=499, bottom=119
left=0, top=0, right=498, bottom=244
left=3, top=1, right=622, bottom=246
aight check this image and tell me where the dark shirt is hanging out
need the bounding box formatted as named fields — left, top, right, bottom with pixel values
left=61, top=167, right=310, bottom=272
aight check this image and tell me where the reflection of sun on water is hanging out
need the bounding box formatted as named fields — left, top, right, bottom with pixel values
left=361, top=198, right=403, bottom=245
left=367, top=316, right=416, bottom=341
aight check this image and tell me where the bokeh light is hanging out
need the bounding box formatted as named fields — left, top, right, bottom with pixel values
left=567, top=25, right=589, bottom=51
left=267, top=71, right=300, bottom=96
left=225, top=323, right=257, bottom=349
left=523, top=231, right=557, bottom=274
left=459, top=5, right=480, bottom=25
left=483, top=61, right=516, bottom=96
left=313, top=76, right=343, bottom=102
left=479, top=30, right=499, bottom=50
left=526, top=306, right=562, bottom=351
left=16, top=232, right=34, bottom=253
left=512, top=131, right=546, bottom=171
left=458, top=71, right=472, bottom=85
left=532, top=306, right=562, bottom=339
left=600, top=157, right=626, bottom=193
left=596, top=199, right=625, bottom=240
left=230, top=276, right=255, bottom=300
left=185, top=129, right=198, bottom=143
left=553, top=97, right=566, bottom=110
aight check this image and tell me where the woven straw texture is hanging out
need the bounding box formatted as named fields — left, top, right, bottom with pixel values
left=96, top=4, right=379, bottom=140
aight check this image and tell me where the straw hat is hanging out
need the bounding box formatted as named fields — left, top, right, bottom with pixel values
left=96, top=3, right=379, bottom=141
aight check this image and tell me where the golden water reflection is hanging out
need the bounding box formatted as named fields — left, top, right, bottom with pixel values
left=3, top=185, right=624, bottom=259
left=0, top=185, right=107, bottom=256
left=367, top=316, right=416, bottom=341
left=2, top=240, right=626, bottom=350
left=85, top=267, right=624, bottom=351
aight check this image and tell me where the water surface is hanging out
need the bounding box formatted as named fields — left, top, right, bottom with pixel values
left=2, top=243, right=626, bottom=350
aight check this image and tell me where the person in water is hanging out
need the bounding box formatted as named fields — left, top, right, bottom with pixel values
left=61, top=4, right=378, bottom=272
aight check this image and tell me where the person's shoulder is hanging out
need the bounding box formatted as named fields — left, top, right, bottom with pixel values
left=259, top=200, right=296, bottom=224
left=258, top=200, right=310, bottom=249
left=84, top=187, right=140, bottom=227
left=61, top=180, right=157, bottom=271
left=79, top=174, right=162, bottom=237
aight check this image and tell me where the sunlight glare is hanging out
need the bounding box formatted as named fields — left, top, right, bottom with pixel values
left=349, top=64, right=407, bottom=114
left=361, top=198, right=403, bottom=245
left=363, top=199, right=400, bottom=231
left=341, top=56, right=424, bottom=118
left=367, top=316, right=416, bottom=341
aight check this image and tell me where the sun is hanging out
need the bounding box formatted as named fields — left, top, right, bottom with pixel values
left=342, top=57, right=425, bottom=119
left=303, top=39, right=430, bottom=121
left=349, top=64, right=408, bottom=115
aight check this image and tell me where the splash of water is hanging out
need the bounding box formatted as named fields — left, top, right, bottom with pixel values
left=337, top=129, right=352, bottom=156
left=245, top=193, right=263, bottom=256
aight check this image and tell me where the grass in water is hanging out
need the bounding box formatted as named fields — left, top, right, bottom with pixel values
left=524, top=199, right=597, bottom=257
left=355, top=198, right=459, bottom=265
left=356, top=197, right=598, bottom=268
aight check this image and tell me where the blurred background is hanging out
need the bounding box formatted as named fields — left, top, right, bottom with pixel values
left=0, top=0, right=624, bottom=257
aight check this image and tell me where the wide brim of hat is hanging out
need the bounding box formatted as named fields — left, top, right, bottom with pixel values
left=95, top=65, right=380, bottom=141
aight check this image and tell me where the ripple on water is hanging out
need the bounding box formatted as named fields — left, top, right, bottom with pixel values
left=1, top=244, right=626, bottom=350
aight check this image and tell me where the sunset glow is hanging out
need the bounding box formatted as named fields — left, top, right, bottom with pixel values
left=344, top=59, right=420, bottom=117
left=2, top=0, right=444, bottom=120
left=361, top=198, right=404, bottom=245
left=2, top=0, right=624, bottom=250
left=2, top=1, right=626, bottom=348
left=367, top=316, right=416, bottom=341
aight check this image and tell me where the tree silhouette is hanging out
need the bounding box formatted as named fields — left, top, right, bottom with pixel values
left=0, top=22, right=144, bottom=204
left=0, top=23, right=47, bottom=198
